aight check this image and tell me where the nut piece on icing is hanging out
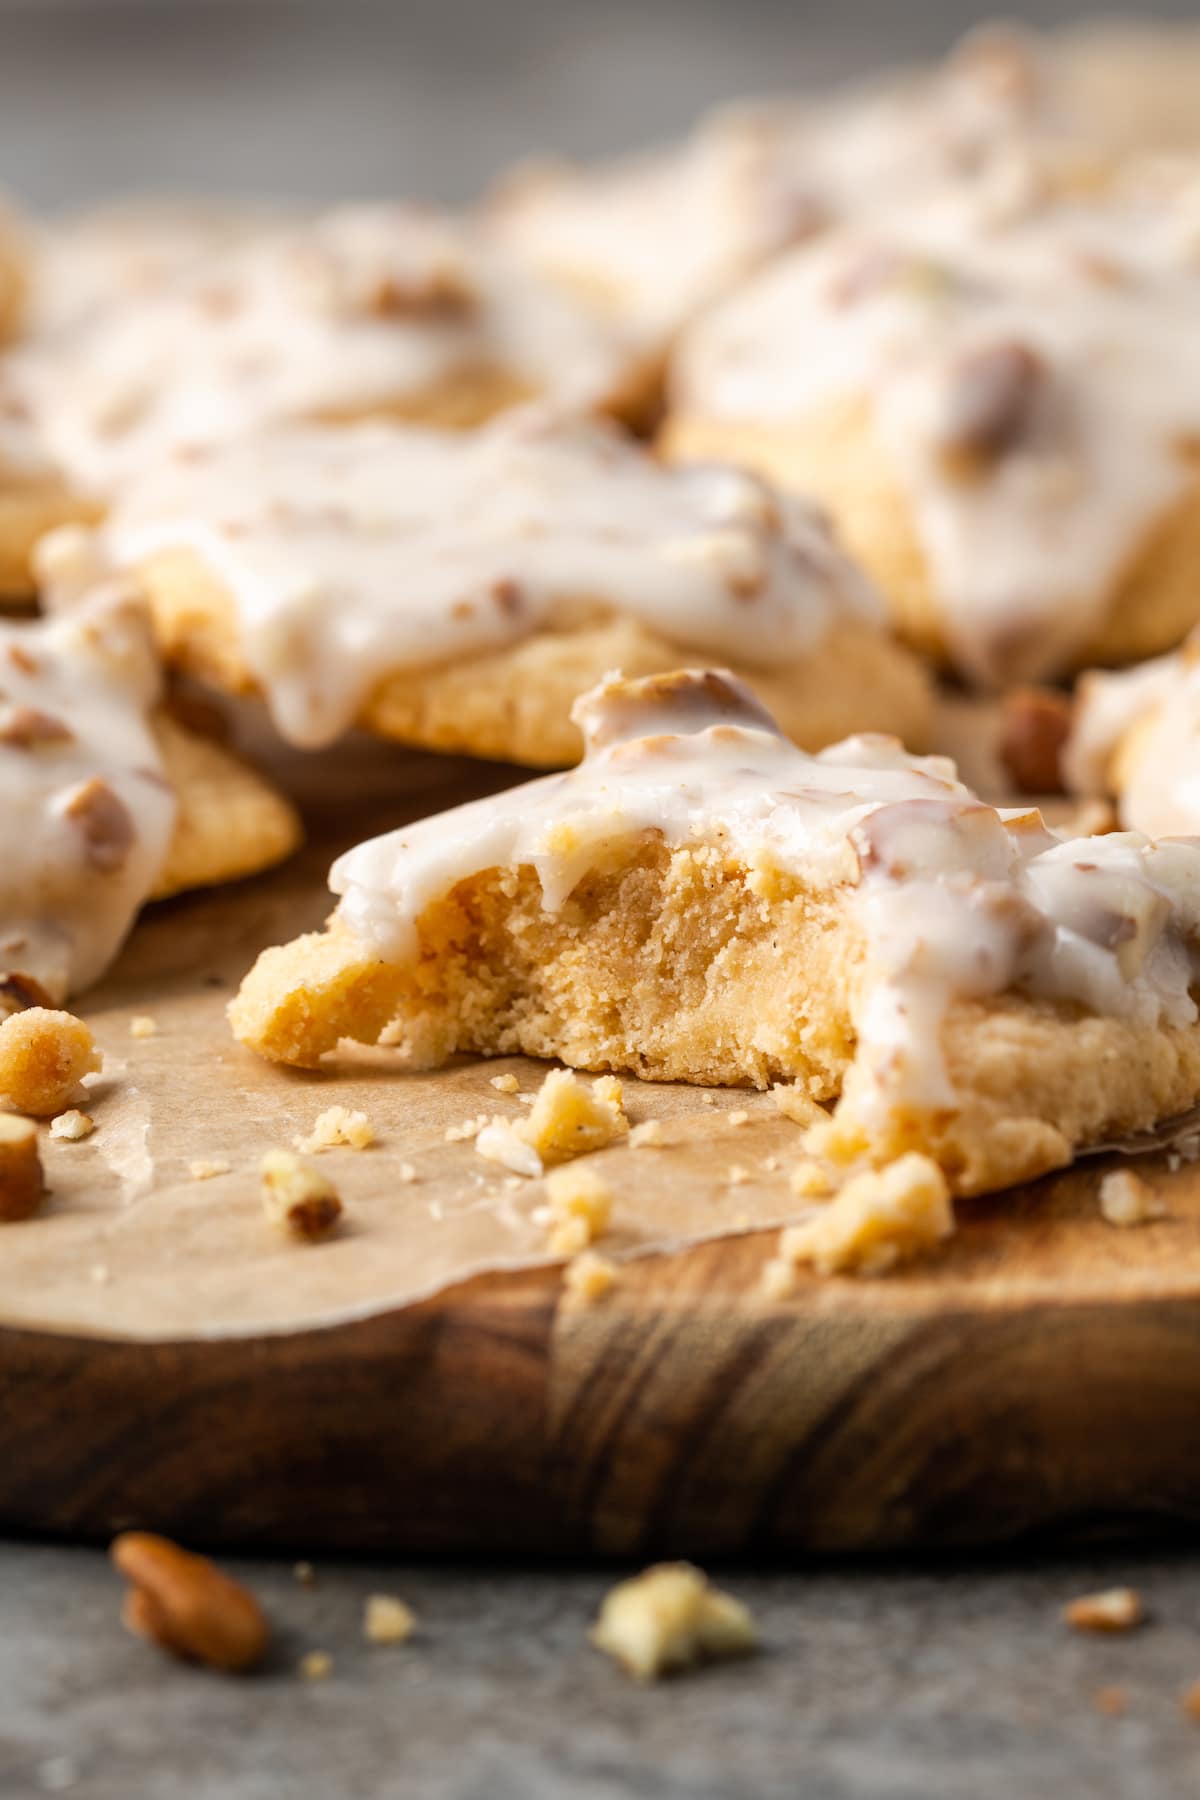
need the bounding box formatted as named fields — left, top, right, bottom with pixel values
left=260, top=1149, right=343, bottom=1240
left=0, top=1114, right=45, bottom=1221
left=111, top=1531, right=269, bottom=1671
left=0, top=1007, right=100, bottom=1116
left=591, top=1563, right=756, bottom=1681
left=571, top=667, right=778, bottom=753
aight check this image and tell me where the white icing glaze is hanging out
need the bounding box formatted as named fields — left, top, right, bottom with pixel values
left=1067, top=642, right=1200, bottom=838
left=489, top=28, right=1065, bottom=335
left=0, top=592, right=176, bottom=1001
left=47, top=410, right=880, bottom=749
left=332, top=670, right=1200, bottom=1116
left=4, top=204, right=631, bottom=495
left=26, top=199, right=286, bottom=336
left=671, top=159, right=1200, bottom=684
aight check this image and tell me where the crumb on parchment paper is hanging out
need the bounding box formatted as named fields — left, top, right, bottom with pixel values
left=295, top=1105, right=374, bottom=1154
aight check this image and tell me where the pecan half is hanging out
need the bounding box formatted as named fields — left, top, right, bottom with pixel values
left=62, top=778, right=136, bottom=872
left=998, top=686, right=1071, bottom=793
left=111, top=1532, right=269, bottom=1672
left=940, top=341, right=1044, bottom=473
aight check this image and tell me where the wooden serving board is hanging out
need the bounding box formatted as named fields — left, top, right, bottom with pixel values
left=4, top=721, right=1200, bottom=1557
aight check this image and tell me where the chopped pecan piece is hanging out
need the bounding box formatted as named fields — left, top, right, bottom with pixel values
left=998, top=686, right=1072, bottom=793
left=111, top=1531, right=269, bottom=1672
left=62, top=778, right=136, bottom=872
left=0, top=707, right=74, bottom=748
left=940, top=341, right=1044, bottom=472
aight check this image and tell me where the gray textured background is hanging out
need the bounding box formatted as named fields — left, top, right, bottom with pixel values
left=4, top=3, right=1200, bottom=1794
left=1, top=0, right=1197, bottom=208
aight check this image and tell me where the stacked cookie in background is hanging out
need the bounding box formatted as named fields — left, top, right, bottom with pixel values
left=4, top=20, right=1200, bottom=1240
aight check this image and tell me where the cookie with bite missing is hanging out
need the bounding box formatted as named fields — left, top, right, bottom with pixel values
left=663, top=158, right=1200, bottom=687
left=40, top=410, right=931, bottom=767
left=0, top=591, right=299, bottom=1006
left=231, top=668, right=1200, bottom=1201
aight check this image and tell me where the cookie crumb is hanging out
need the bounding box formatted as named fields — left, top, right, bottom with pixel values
left=727, top=1164, right=750, bottom=1186
left=1098, top=1169, right=1166, bottom=1228
left=293, top=1561, right=315, bottom=1587
left=1063, top=1587, right=1144, bottom=1634
left=726, top=1110, right=750, bottom=1127
left=445, top=1112, right=489, bottom=1144
left=50, top=1108, right=94, bottom=1141
left=363, top=1594, right=416, bottom=1645
left=398, top=1161, right=417, bottom=1184
left=489, top=1072, right=520, bottom=1094
left=762, top=1156, right=780, bottom=1173
left=778, top=1154, right=953, bottom=1277
left=701, top=1093, right=716, bottom=1107
left=544, top=1162, right=613, bottom=1256
left=1093, top=1685, right=1128, bottom=1718
left=129, top=1015, right=158, bottom=1039
left=760, top=1256, right=795, bottom=1301
left=516, top=1069, right=627, bottom=1165
left=0, top=1008, right=100, bottom=1116
left=298, top=1650, right=333, bottom=1682
left=294, top=1105, right=374, bottom=1155
left=591, top=1563, right=756, bottom=1681
left=475, top=1114, right=543, bottom=1177
left=563, top=1249, right=619, bottom=1304
left=789, top=1159, right=832, bottom=1199
left=89, top=1262, right=110, bottom=1285
left=189, top=1158, right=231, bottom=1181
left=0, top=1114, right=44, bottom=1221
left=260, top=1150, right=342, bottom=1241
left=772, top=1083, right=826, bottom=1127
left=629, top=1120, right=665, bottom=1149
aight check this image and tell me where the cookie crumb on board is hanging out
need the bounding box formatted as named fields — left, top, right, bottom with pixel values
left=298, top=1650, right=334, bottom=1682
left=591, top=1563, right=756, bottom=1681
left=295, top=1105, right=374, bottom=1154
left=189, top=1157, right=231, bottom=1181
left=260, top=1150, right=343, bottom=1241
left=0, top=1114, right=44, bottom=1222
left=110, top=1531, right=268, bottom=1672
left=777, top=1154, right=953, bottom=1277
left=563, top=1249, right=619, bottom=1304
left=517, top=1069, right=627, bottom=1164
left=1063, top=1587, right=1145, bottom=1634
left=1098, top=1169, right=1167, bottom=1228
left=49, top=1108, right=94, bottom=1141
left=0, top=1008, right=100, bottom=1116
left=129, top=1015, right=158, bottom=1039
left=363, top=1595, right=417, bottom=1645
left=544, top=1162, right=613, bottom=1256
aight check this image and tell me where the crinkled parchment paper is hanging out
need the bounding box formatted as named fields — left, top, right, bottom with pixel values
left=5, top=727, right=814, bottom=1342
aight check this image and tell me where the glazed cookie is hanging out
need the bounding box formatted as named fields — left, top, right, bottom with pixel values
left=1, top=203, right=644, bottom=504
left=232, top=668, right=1200, bottom=1201
left=40, top=409, right=932, bottom=763
left=0, top=591, right=299, bottom=1004
left=664, top=159, right=1200, bottom=687
left=1064, top=637, right=1200, bottom=840
left=487, top=27, right=1070, bottom=340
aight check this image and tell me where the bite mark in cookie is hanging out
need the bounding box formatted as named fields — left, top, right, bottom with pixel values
left=231, top=669, right=1200, bottom=1198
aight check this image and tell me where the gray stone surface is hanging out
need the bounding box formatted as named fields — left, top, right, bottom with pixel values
left=3, top=6, right=1200, bottom=1797
left=1, top=1542, right=1200, bottom=1797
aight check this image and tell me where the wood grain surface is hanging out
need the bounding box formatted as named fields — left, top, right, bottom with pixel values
left=3, top=710, right=1200, bottom=1556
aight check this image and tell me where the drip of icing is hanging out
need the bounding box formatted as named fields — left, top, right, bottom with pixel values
left=1067, top=640, right=1200, bottom=837
left=671, top=159, right=1200, bottom=684
left=331, top=669, right=1200, bottom=1116
left=0, top=593, right=176, bottom=1000
left=48, top=411, right=880, bottom=749
left=3, top=204, right=631, bottom=495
